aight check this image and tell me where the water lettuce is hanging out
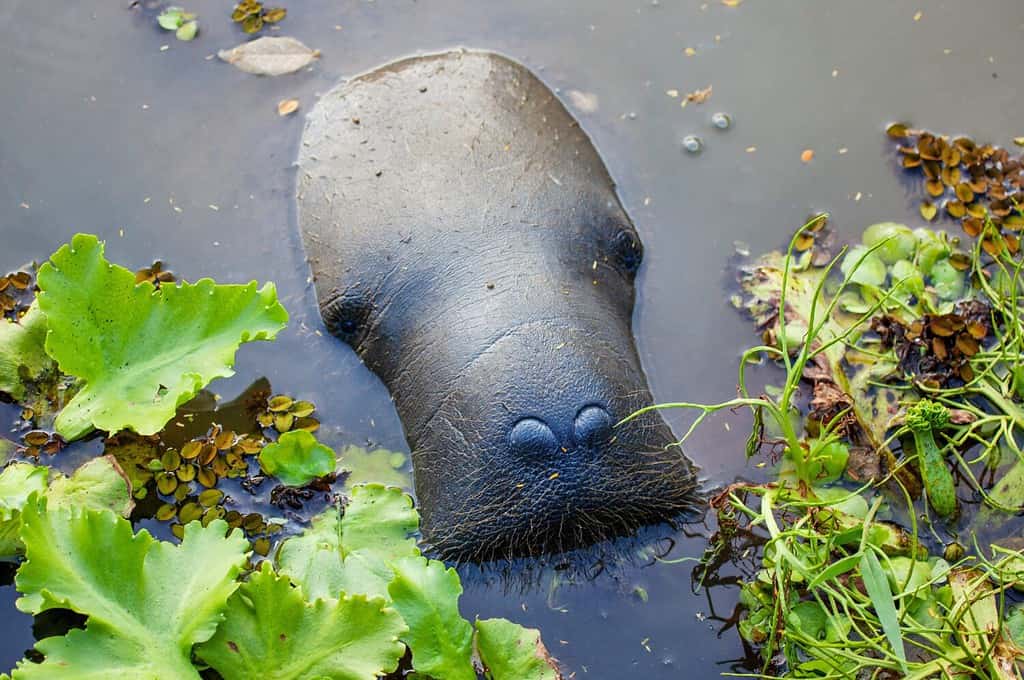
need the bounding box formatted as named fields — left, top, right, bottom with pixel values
left=258, top=430, right=336, bottom=487
left=13, top=504, right=248, bottom=679
left=36, top=234, right=288, bottom=440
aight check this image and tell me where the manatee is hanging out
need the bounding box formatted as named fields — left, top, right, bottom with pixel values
left=297, top=49, right=699, bottom=562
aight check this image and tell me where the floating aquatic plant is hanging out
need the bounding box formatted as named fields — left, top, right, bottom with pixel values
left=36, top=234, right=288, bottom=440
left=156, top=7, right=199, bottom=41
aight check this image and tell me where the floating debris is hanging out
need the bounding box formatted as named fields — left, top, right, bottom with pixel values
left=711, top=112, right=731, bottom=130
left=277, top=99, right=300, bottom=116
left=217, top=37, right=319, bottom=77
left=231, top=0, right=287, bottom=34
left=889, top=123, right=1024, bottom=251
left=682, top=135, right=704, bottom=154
left=134, top=261, right=176, bottom=287
left=800, top=149, right=815, bottom=163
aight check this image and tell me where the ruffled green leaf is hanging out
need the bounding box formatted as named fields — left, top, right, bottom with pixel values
left=476, top=618, right=562, bottom=680
left=277, top=484, right=418, bottom=600
left=36, top=234, right=288, bottom=440
left=0, top=304, right=55, bottom=402
left=12, top=502, right=248, bottom=678
left=258, top=430, right=335, bottom=487
left=197, top=562, right=406, bottom=680
left=388, top=556, right=476, bottom=680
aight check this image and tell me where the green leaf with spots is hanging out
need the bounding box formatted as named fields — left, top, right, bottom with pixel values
left=475, top=618, right=563, bottom=680
left=277, top=484, right=418, bottom=600
left=197, top=562, right=406, bottom=680
left=11, top=502, right=248, bottom=679
left=0, top=304, right=56, bottom=402
left=258, top=430, right=336, bottom=487
left=387, top=556, right=476, bottom=680
left=36, top=233, right=288, bottom=440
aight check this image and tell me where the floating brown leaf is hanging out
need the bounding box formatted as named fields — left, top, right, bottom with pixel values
left=218, top=36, right=319, bottom=76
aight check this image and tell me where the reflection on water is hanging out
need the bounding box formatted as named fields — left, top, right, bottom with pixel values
left=3, top=0, right=1024, bottom=676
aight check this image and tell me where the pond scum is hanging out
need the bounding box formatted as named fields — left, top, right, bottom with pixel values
left=634, top=128, right=1024, bottom=678
left=0, top=234, right=561, bottom=679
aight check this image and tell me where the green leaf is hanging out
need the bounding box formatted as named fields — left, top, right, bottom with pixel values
left=157, top=8, right=185, bottom=30
left=47, top=455, right=134, bottom=519
left=277, top=484, right=418, bottom=600
left=175, top=20, right=198, bottom=41
left=258, top=430, right=336, bottom=487
left=859, top=550, right=907, bottom=672
left=12, top=502, right=248, bottom=678
left=0, top=304, right=55, bottom=402
left=197, top=562, right=406, bottom=680
left=475, top=618, right=562, bottom=680
left=36, top=234, right=288, bottom=440
left=387, top=556, right=476, bottom=680
left=0, top=463, right=48, bottom=559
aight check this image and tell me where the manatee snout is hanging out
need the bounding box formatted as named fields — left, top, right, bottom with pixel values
left=297, top=49, right=699, bottom=562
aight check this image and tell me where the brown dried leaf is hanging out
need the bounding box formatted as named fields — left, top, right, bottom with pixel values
left=218, top=36, right=320, bottom=76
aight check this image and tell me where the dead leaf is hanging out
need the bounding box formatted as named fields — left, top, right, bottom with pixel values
left=217, top=36, right=319, bottom=76
left=277, top=99, right=299, bottom=116
left=688, top=85, right=712, bottom=104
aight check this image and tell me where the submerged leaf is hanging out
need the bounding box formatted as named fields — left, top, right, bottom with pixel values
left=36, top=234, right=288, bottom=440
left=258, top=430, right=335, bottom=487
left=339, top=445, right=411, bottom=490
left=12, top=503, right=248, bottom=678
left=217, top=36, right=319, bottom=76
left=476, top=618, right=563, bottom=680
left=197, top=562, right=406, bottom=680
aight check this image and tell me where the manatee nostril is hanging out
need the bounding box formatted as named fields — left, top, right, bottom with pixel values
left=508, top=417, right=559, bottom=459
left=574, top=404, right=613, bottom=448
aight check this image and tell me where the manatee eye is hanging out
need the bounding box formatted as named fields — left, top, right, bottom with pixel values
left=612, top=229, right=643, bottom=275
left=321, top=293, right=373, bottom=345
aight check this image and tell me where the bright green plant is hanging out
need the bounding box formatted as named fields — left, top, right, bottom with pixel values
left=0, top=456, right=132, bottom=559
left=157, top=7, right=199, bottom=41
left=258, top=430, right=336, bottom=486
left=0, top=305, right=53, bottom=402
left=12, top=503, right=248, bottom=679
left=36, top=234, right=288, bottom=440
left=197, top=562, right=407, bottom=679
left=904, top=399, right=958, bottom=517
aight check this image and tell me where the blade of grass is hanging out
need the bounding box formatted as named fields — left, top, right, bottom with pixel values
left=859, top=549, right=908, bottom=673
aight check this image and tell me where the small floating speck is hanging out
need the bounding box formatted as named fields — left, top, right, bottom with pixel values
left=711, top=112, right=731, bottom=129
left=682, top=135, right=703, bottom=153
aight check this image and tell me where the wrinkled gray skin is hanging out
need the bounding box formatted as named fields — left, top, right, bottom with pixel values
left=297, top=50, right=699, bottom=562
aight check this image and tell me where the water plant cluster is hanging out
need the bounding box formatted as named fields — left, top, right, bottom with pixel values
left=0, top=234, right=559, bottom=679
left=655, top=207, right=1024, bottom=678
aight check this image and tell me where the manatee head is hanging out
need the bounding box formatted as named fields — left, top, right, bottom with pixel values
left=297, top=49, right=699, bottom=562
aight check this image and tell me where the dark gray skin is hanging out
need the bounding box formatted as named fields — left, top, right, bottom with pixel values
left=297, top=50, right=699, bottom=562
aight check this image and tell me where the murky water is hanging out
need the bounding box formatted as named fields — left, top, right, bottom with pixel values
left=3, top=0, right=1024, bottom=676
